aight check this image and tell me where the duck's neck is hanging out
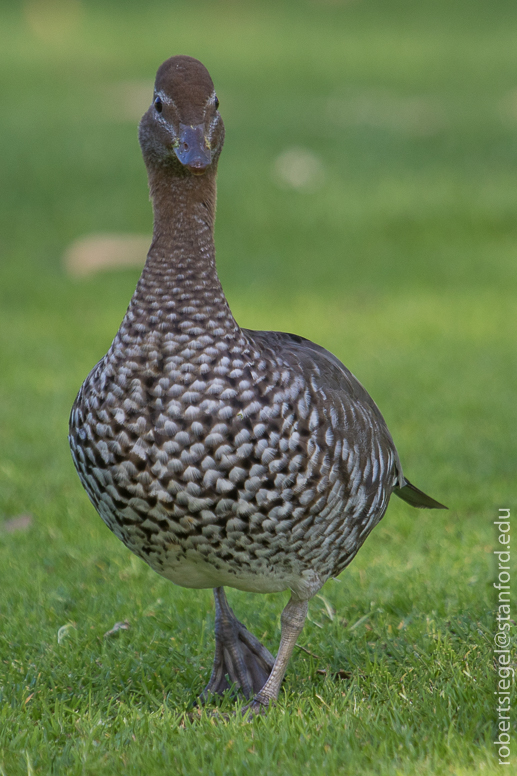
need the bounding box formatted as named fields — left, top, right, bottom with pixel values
left=126, top=166, right=240, bottom=340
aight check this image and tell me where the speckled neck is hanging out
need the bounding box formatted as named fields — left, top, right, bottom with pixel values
left=125, top=166, right=240, bottom=340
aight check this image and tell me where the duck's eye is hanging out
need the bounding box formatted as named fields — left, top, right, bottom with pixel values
left=154, top=96, right=163, bottom=114
left=214, top=95, right=220, bottom=110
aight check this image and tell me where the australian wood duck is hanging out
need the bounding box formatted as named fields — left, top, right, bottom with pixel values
left=69, top=55, right=446, bottom=715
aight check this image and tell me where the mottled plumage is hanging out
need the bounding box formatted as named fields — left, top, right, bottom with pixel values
left=69, top=55, right=445, bottom=713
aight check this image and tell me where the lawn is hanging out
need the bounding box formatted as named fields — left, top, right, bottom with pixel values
left=0, top=0, right=515, bottom=773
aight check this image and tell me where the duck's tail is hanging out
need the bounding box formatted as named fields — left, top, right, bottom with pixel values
left=393, top=478, right=447, bottom=510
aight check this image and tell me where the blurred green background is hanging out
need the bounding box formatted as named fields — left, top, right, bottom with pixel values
left=0, top=0, right=515, bottom=774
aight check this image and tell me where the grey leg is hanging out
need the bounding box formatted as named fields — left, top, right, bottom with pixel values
left=243, top=594, right=308, bottom=715
left=198, top=587, right=275, bottom=703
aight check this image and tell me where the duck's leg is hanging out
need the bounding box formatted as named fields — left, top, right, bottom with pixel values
left=198, top=587, right=275, bottom=703
left=242, top=594, right=308, bottom=716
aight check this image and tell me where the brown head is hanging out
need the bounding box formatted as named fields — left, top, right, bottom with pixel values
left=139, top=56, right=224, bottom=177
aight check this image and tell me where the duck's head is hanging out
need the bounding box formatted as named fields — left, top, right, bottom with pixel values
left=139, top=55, right=224, bottom=177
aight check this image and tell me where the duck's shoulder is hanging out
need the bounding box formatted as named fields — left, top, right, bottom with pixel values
left=246, top=328, right=375, bottom=407
left=246, top=327, right=403, bottom=473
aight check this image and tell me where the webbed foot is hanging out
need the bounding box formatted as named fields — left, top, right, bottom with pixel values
left=198, top=587, right=275, bottom=703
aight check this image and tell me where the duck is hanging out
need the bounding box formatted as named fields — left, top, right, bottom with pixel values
left=69, top=55, right=446, bottom=715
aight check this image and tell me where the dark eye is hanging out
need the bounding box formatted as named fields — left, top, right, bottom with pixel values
left=154, top=96, right=163, bottom=114
left=214, top=95, right=220, bottom=110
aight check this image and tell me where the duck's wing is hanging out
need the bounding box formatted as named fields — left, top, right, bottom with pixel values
left=247, top=330, right=447, bottom=510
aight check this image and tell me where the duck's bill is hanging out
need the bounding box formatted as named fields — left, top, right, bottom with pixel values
left=174, top=123, right=211, bottom=174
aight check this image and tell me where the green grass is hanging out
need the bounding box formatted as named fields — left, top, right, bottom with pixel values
left=0, top=0, right=515, bottom=773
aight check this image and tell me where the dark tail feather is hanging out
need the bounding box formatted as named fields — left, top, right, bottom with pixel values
left=393, top=478, right=447, bottom=510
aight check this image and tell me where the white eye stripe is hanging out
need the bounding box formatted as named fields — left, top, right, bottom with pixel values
left=153, top=90, right=177, bottom=110
left=206, top=90, right=218, bottom=107
left=152, top=91, right=179, bottom=139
